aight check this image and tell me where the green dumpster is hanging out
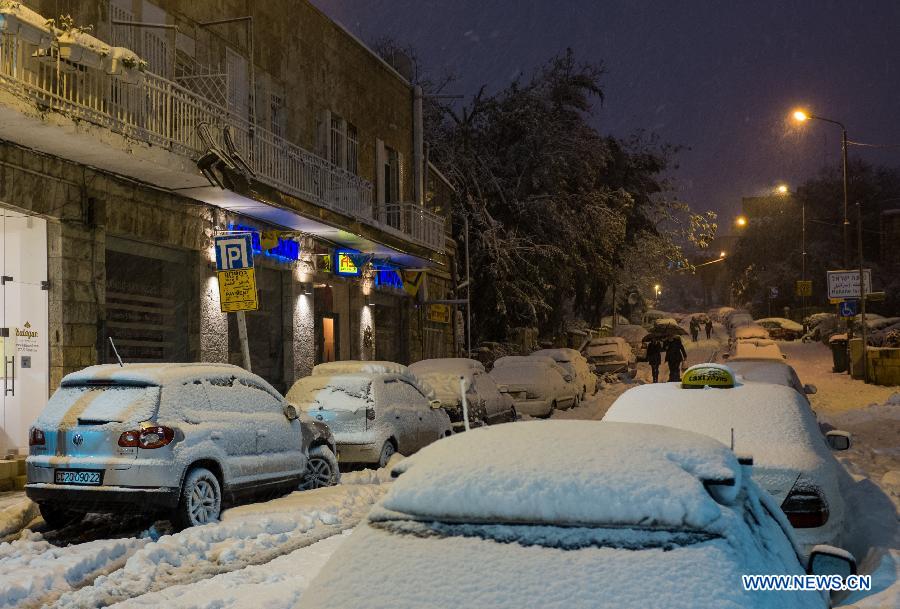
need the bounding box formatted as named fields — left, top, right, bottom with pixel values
left=829, top=334, right=849, bottom=373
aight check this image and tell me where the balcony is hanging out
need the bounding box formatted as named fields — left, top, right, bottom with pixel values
left=0, top=27, right=445, bottom=253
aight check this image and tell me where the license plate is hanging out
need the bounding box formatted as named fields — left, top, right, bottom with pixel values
left=54, top=470, right=102, bottom=486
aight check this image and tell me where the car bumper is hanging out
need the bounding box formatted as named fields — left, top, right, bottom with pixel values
left=25, top=483, right=180, bottom=511
left=511, top=398, right=553, bottom=417
left=27, top=458, right=179, bottom=488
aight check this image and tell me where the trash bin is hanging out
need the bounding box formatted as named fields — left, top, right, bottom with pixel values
left=829, top=334, right=849, bottom=373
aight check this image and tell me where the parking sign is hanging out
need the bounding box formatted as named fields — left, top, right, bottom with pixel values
left=215, top=234, right=254, bottom=270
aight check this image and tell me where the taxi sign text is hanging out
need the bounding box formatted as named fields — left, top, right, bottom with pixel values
left=682, top=364, right=735, bottom=389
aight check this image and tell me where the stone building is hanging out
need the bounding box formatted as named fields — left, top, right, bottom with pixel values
left=0, top=0, right=456, bottom=454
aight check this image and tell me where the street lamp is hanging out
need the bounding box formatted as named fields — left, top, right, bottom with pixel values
left=792, top=108, right=850, bottom=268
left=719, top=251, right=727, bottom=258
left=654, top=284, right=661, bottom=299
left=775, top=184, right=789, bottom=195
left=735, top=215, right=748, bottom=228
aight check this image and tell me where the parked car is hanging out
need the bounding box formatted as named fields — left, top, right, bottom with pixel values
left=298, top=414, right=341, bottom=490
left=604, top=364, right=854, bottom=555
left=298, top=420, right=850, bottom=609
left=286, top=361, right=452, bottom=467
left=490, top=356, right=578, bottom=417
left=614, top=324, right=648, bottom=361
left=409, top=358, right=516, bottom=429
left=580, top=336, right=637, bottom=377
left=726, top=359, right=817, bottom=405
left=757, top=317, right=804, bottom=341
left=733, top=324, right=771, bottom=341
left=530, top=348, right=597, bottom=398
left=26, top=363, right=309, bottom=529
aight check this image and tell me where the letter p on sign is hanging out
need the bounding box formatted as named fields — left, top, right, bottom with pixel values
left=214, top=234, right=254, bottom=271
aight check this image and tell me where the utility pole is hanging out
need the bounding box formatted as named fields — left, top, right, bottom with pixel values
left=842, top=128, right=850, bottom=269
left=464, top=215, right=472, bottom=357
left=857, top=200, right=868, bottom=383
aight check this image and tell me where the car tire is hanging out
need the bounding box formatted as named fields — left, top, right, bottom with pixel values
left=38, top=503, right=86, bottom=530
left=571, top=394, right=581, bottom=410
left=541, top=400, right=557, bottom=419
left=377, top=440, right=396, bottom=468
left=172, top=467, right=221, bottom=530
left=300, top=445, right=341, bottom=490
left=507, top=406, right=518, bottom=422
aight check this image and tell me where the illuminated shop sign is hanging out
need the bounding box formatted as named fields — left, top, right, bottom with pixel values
left=334, top=249, right=361, bottom=276
left=228, top=224, right=300, bottom=262
left=373, top=264, right=404, bottom=290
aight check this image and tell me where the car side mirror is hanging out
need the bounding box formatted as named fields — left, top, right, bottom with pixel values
left=825, top=430, right=851, bottom=451
left=804, top=384, right=817, bottom=395
left=430, top=399, right=443, bottom=409
left=807, top=545, right=857, bottom=577
left=283, top=404, right=299, bottom=421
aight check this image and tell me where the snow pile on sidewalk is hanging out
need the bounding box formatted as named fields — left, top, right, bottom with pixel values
left=107, top=530, right=352, bottom=609
left=0, top=533, right=148, bottom=609
left=0, top=495, right=38, bottom=539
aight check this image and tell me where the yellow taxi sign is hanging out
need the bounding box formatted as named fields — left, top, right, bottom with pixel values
left=681, top=363, right=736, bottom=389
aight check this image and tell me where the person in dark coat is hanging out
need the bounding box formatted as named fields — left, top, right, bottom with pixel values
left=705, top=319, right=713, bottom=340
left=689, top=318, right=699, bottom=342
left=665, top=336, right=687, bottom=382
left=645, top=337, right=663, bottom=383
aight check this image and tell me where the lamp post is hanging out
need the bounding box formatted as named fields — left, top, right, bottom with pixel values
left=792, top=110, right=850, bottom=268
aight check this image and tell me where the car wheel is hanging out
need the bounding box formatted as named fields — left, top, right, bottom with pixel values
left=300, top=445, right=340, bottom=490
left=507, top=406, right=518, bottom=422
left=541, top=401, right=557, bottom=419
left=38, top=503, right=86, bottom=530
left=172, top=467, right=221, bottom=530
left=377, top=440, right=396, bottom=468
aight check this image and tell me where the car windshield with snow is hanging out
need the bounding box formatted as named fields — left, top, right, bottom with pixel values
left=26, top=363, right=309, bottom=529
left=298, top=421, right=845, bottom=609
left=604, top=370, right=855, bottom=555
left=580, top=336, right=637, bottom=377
left=286, top=362, right=452, bottom=467
left=530, top=348, right=597, bottom=398
left=489, top=356, right=579, bottom=417
left=409, top=358, right=516, bottom=429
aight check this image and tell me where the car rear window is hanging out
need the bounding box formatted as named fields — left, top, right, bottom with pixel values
left=35, top=384, right=161, bottom=428
left=287, top=375, right=373, bottom=412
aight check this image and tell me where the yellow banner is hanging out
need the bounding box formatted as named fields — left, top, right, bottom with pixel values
left=217, top=268, right=259, bottom=312
left=426, top=303, right=451, bottom=324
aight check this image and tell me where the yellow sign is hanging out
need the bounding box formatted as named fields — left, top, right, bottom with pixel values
left=217, top=269, right=259, bottom=312
left=402, top=271, right=424, bottom=297
left=681, top=364, right=735, bottom=389
left=336, top=252, right=359, bottom=276
left=320, top=254, right=332, bottom=274
left=796, top=280, right=812, bottom=297
left=426, top=303, right=451, bottom=324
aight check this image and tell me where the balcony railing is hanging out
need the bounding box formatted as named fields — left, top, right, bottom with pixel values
left=0, top=31, right=446, bottom=252
left=378, top=202, right=446, bottom=252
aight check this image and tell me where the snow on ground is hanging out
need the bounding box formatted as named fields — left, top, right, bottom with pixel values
left=0, top=460, right=398, bottom=609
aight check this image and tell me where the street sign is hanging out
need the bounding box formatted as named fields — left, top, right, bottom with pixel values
left=214, top=234, right=254, bottom=271
left=827, top=269, right=871, bottom=300
left=838, top=300, right=858, bottom=317
left=796, top=280, right=812, bottom=297
left=426, top=303, right=451, bottom=324
left=214, top=234, right=258, bottom=313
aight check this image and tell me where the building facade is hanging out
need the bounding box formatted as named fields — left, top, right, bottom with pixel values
left=0, top=0, right=456, bottom=454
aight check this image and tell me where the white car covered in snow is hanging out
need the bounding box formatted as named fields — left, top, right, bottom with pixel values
left=298, top=420, right=852, bottom=609
left=489, top=355, right=579, bottom=417
left=530, top=348, right=597, bottom=398
left=604, top=364, right=854, bottom=555
left=286, top=361, right=452, bottom=467
left=409, top=358, right=516, bottom=429
left=26, top=363, right=309, bottom=529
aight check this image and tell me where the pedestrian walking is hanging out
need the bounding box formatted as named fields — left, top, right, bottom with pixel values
left=690, top=319, right=699, bottom=343
left=646, top=337, right=663, bottom=383
left=705, top=319, right=713, bottom=340
left=665, top=336, right=687, bottom=382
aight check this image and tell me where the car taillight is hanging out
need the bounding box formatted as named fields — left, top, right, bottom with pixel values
left=118, top=426, right=174, bottom=449
left=29, top=427, right=45, bottom=446
left=365, top=408, right=376, bottom=421
left=781, top=485, right=829, bottom=528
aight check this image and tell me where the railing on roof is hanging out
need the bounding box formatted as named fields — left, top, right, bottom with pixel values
left=0, top=31, right=446, bottom=252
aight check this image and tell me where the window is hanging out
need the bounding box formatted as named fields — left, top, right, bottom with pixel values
left=330, top=114, right=346, bottom=168
left=347, top=124, right=359, bottom=175
left=226, top=47, right=249, bottom=119
left=384, top=146, right=400, bottom=203
left=270, top=93, right=285, bottom=139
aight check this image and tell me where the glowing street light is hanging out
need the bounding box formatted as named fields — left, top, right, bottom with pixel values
left=775, top=184, right=789, bottom=195
left=719, top=251, right=727, bottom=258
left=735, top=215, right=748, bottom=227
left=653, top=284, right=661, bottom=298
left=793, top=110, right=809, bottom=122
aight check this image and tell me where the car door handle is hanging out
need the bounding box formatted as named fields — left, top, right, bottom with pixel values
left=210, top=432, right=222, bottom=440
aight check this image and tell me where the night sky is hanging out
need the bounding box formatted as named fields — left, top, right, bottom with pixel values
left=313, top=0, right=900, bottom=223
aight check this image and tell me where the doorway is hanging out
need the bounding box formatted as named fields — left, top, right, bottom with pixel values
left=0, top=208, right=49, bottom=455
left=316, top=314, right=339, bottom=363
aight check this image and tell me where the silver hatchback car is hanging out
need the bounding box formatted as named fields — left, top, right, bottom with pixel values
left=26, top=363, right=309, bottom=529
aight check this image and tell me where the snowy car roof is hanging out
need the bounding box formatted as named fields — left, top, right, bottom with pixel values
left=382, top=420, right=740, bottom=530
left=734, top=325, right=770, bottom=339
left=59, top=363, right=275, bottom=391
left=409, top=358, right=485, bottom=375
left=730, top=340, right=784, bottom=360
left=312, top=360, right=409, bottom=376
left=604, top=382, right=825, bottom=472
left=727, top=360, right=799, bottom=390
left=530, top=348, right=583, bottom=363
left=493, top=355, right=557, bottom=368
left=756, top=318, right=803, bottom=332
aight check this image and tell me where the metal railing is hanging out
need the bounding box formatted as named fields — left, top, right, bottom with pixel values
left=378, top=202, right=446, bottom=252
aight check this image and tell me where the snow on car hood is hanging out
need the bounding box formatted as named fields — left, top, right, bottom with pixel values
left=286, top=375, right=374, bottom=413
left=489, top=362, right=560, bottom=392
left=412, top=372, right=470, bottom=403
left=381, top=421, right=740, bottom=530
left=312, top=361, right=407, bottom=376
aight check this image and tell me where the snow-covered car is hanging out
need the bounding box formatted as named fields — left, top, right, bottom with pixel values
left=604, top=365, right=855, bottom=555
left=726, top=311, right=754, bottom=332
left=409, top=358, right=516, bottom=429
left=490, top=356, right=578, bottom=417
left=286, top=361, right=452, bottom=467
left=757, top=317, right=804, bottom=341
left=614, top=324, right=648, bottom=360
left=725, top=338, right=785, bottom=360
left=298, top=420, right=851, bottom=609
left=726, top=359, right=817, bottom=404
left=530, top=348, right=597, bottom=398
left=26, top=363, right=308, bottom=529
left=733, top=324, right=771, bottom=341
left=580, top=336, right=637, bottom=377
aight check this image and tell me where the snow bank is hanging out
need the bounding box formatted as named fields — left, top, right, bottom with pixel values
left=0, top=496, right=38, bottom=539
left=381, top=421, right=739, bottom=530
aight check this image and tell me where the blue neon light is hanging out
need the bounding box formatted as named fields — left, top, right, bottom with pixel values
left=374, top=268, right=404, bottom=290
left=228, top=224, right=300, bottom=262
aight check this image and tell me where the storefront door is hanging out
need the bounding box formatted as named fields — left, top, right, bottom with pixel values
left=0, top=209, right=49, bottom=455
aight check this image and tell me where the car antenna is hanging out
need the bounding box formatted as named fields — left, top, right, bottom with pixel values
left=108, top=337, right=124, bottom=367
left=730, top=427, right=735, bottom=451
